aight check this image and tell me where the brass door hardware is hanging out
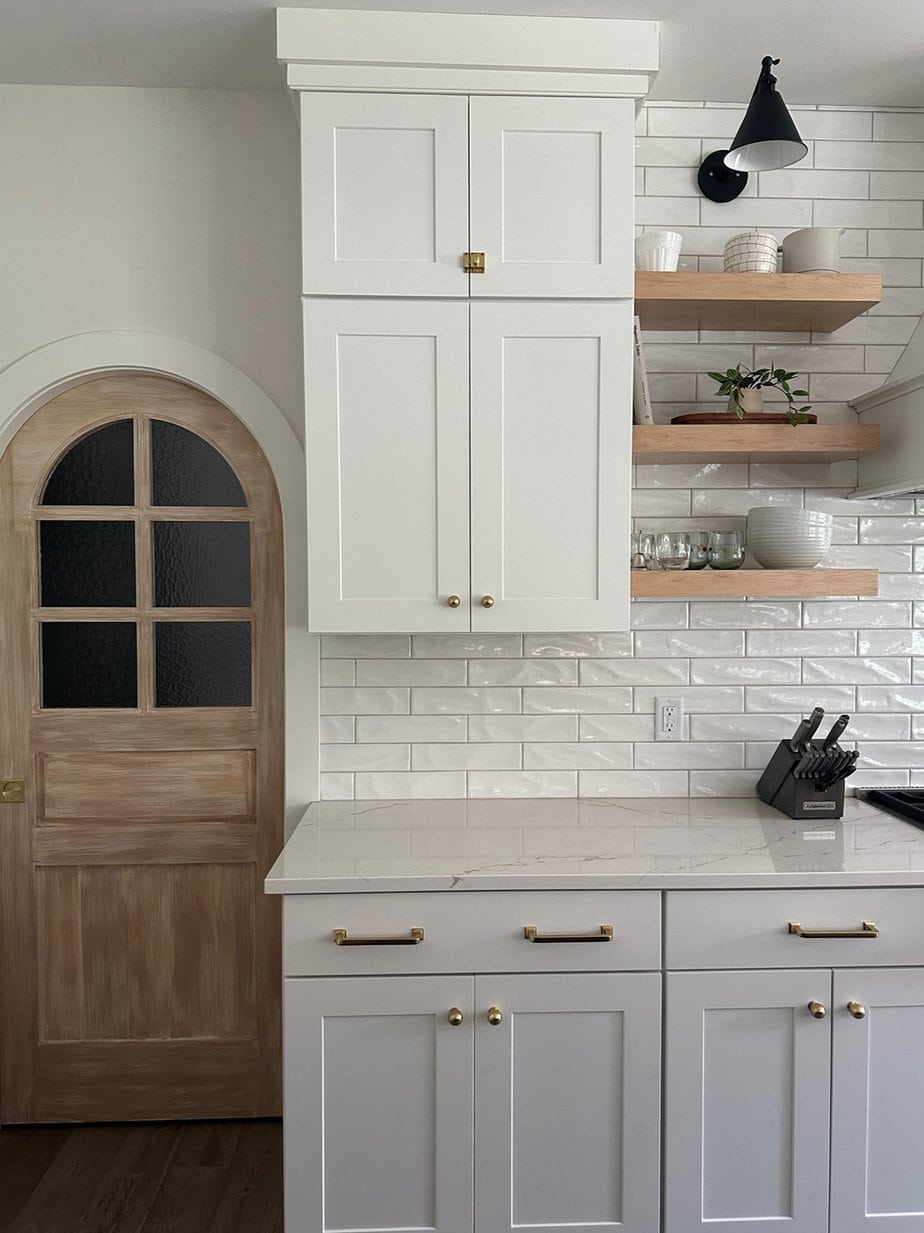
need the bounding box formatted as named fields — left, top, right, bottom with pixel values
left=807, top=1000, right=827, bottom=1019
left=448, top=1007, right=464, bottom=1026
left=523, top=924, right=614, bottom=944
left=789, top=921, right=879, bottom=939
left=447, top=595, right=462, bottom=608
left=1, top=779, right=25, bottom=804
left=486, top=1007, right=503, bottom=1026
left=481, top=595, right=495, bottom=608
left=847, top=1000, right=867, bottom=1019
left=463, top=252, right=485, bottom=273
left=333, top=927, right=424, bottom=946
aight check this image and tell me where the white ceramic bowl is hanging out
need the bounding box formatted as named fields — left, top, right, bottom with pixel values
left=746, top=507, right=833, bottom=569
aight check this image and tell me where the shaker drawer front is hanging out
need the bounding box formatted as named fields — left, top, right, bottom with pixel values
left=284, top=890, right=661, bottom=976
left=665, top=888, right=924, bottom=970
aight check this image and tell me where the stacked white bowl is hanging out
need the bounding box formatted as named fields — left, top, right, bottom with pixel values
left=746, top=507, right=833, bottom=569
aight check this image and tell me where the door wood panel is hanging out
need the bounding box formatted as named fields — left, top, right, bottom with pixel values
left=0, top=375, right=284, bottom=1123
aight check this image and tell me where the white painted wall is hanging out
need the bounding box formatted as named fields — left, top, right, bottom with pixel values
left=0, top=84, right=303, bottom=439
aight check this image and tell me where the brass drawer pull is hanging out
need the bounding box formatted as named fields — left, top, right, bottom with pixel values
left=523, top=924, right=614, bottom=944
left=847, top=1000, right=867, bottom=1019
left=333, top=927, right=424, bottom=946
left=789, top=920, right=879, bottom=940
left=808, top=1000, right=827, bottom=1019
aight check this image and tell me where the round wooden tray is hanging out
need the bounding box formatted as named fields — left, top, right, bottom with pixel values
left=670, top=411, right=818, bottom=424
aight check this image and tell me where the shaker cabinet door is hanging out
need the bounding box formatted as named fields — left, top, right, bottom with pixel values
left=305, top=299, right=471, bottom=632
left=470, top=300, right=632, bottom=632
left=830, top=968, right=924, bottom=1232
left=284, top=975, right=475, bottom=1233
left=299, top=92, right=470, bottom=297
left=664, top=969, right=832, bottom=1233
left=474, top=972, right=661, bottom=1233
left=469, top=95, right=636, bottom=299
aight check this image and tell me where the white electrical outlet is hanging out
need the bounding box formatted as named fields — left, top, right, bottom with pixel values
left=655, top=696, right=684, bottom=741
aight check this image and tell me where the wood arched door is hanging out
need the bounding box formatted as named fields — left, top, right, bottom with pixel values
left=0, top=376, right=283, bottom=1122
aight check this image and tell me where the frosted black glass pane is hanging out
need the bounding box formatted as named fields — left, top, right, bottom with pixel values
left=151, top=420, right=246, bottom=507
left=40, top=521, right=136, bottom=607
left=153, top=521, right=250, bottom=608
left=41, top=420, right=134, bottom=506
left=41, top=622, right=137, bottom=708
left=155, top=622, right=251, bottom=707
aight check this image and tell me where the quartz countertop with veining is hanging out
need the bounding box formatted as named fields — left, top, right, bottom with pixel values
left=264, top=797, right=924, bottom=892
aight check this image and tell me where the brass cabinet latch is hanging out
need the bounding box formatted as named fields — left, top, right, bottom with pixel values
left=463, top=251, right=486, bottom=273
left=1, top=779, right=25, bottom=804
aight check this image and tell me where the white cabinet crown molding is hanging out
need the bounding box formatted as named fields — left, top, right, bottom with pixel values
left=276, top=7, right=659, bottom=97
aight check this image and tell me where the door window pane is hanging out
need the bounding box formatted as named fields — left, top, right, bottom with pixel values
left=153, top=522, right=250, bottom=608
left=41, top=420, right=134, bottom=506
left=155, top=622, right=252, bottom=707
left=151, top=420, right=246, bottom=507
left=40, top=521, right=136, bottom=607
left=41, top=622, right=138, bottom=708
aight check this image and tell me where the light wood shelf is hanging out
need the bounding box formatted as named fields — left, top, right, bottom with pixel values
left=634, top=272, right=882, bottom=333
left=633, top=423, right=880, bottom=463
left=631, top=568, right=878, bottom=599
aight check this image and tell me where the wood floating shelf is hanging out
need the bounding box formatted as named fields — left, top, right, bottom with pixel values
left=633, top=423, right=880, bottom=464
left=631, top=569, right=878, bottom=599
left=634, top=272, right=883, bottom=333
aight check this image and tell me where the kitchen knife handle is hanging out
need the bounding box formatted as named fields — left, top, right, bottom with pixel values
left=823, top=714, right=850, bottom=750
left=790, top=706, right=824, bottom=751
left=803, top=706, right=826, bottom=745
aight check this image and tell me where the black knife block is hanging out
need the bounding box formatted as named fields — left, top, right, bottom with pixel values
left=756, top=741, right=846, bottom=820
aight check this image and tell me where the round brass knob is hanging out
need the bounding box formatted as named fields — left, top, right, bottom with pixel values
left=447, top=595, right=462, bottom=608
left=448, top=1007, right=463, bottom=1026
left=486, top=1007, right=503, bottom=1026
left=808, top=1000, right=827, bottom=1019
left=481, top=595, right=495, bottom=608
left=847, top=1000, right=866, bottom=1019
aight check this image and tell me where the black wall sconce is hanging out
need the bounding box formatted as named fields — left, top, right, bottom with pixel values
left=698, top=56, right=808, bottom=202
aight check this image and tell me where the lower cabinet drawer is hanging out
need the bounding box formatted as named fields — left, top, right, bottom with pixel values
left=284, top=890, right=661, bottom=975
left=665, top=888, right=924, bottom=969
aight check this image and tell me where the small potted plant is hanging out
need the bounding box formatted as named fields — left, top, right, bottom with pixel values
left=707, top=364, right=814, bottom=425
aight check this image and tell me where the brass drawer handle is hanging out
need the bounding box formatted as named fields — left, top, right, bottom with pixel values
left=333, top=927, right=424, bottom=946
left=808, top=1000, right=827, bottom=1019
left=789, top=920, right=879, bottom=940
left=486, top=1007, right=503, bottom=1025
left=847, top=1000, right=867, bottom=1019
left=448, top=1007, right=464, bottom=1026
left=523, top=924, right=614, bottom=944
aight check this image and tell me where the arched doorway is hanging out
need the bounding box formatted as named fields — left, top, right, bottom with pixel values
left=0, top=375, right=284, bottom=1122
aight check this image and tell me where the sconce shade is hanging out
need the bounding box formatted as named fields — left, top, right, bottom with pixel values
left=724, top=56, right=808, bottom=173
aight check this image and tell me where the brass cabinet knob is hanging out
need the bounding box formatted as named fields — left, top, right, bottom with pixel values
left=808, top=1000, right=827, bottom=1019
left=847, top=1000, right=867, bottom=1019
left=486, top=1007, right=503, bottom=1026
left=447, top=595, right=462, bottom=608
left=448, top=1007, right=463, bottom=1026
left=1, top=779, right=25, bottom=804
left=481, top=595, right=495, bottom=608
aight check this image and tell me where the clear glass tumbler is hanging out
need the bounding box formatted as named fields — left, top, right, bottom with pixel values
left=655, top=532, right=690, bottom=570
left=688, top=531, right=710, bottom=570
left=707, top=530, right=745, bottom=570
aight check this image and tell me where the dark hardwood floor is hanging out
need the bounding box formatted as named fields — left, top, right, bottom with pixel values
left=0, top=1119, right=282, bottom=1233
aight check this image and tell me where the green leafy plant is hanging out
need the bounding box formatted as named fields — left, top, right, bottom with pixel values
left=707, top=364, right=812, bottom=426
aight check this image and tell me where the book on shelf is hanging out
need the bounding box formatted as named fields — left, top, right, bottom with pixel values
left=632, top=315, right=654, bottom=425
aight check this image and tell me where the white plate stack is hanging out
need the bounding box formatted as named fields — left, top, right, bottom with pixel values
left=746, top=507, right=833, bottom=569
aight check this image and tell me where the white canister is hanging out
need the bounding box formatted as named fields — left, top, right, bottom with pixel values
left=723, top=231, right=780, bottom=274
left=635, top=230, right=683, bottom=271
left=780, top=227, right=844, bottom=273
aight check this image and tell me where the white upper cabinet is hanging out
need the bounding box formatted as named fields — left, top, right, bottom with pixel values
left=300, top=93, right=469, bottom=298
left=470, top=300, right=632, bottom=633
left=300, top=92, right=635, bottom=300
left=469, top=96, right=635, bottom=299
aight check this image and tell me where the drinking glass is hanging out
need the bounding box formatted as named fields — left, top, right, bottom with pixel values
left=654, top=531, right=690, bottom=570
left=707, top=530, right=745, bottom=570
left=687, top=531, right=710, bottom=570
left=638, top=532, right=659, bottom=570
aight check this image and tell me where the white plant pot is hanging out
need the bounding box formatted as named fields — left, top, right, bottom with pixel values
left=728, top=388, right=764, bottom=416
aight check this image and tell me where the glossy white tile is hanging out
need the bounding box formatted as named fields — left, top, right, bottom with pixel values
left=523, top=742, right=633, bottom=770
left=579, top=714, right=657, bottom=742
left=630, top=602, right=689, bottom=630
left=320, top=773, right=354, bottom=800
left=321, top=634, right=410, bottom=658
left=803, top=601, right=911, bottom=627
left=690, top=771, right=760, bottom=797
left=412, top=743, right=522, bottom=771
left=634, top=630, right=744, bottom=657
left=690, top=600, right=802, bottom=628
left=321, top=744, right=410, bottom=772
left=803, top=657, right=911, bottom=685
left=356, top=659, right=467, bottom=686
left=412, top=634, right=523, bottom=658
left=747, top=629, right=857, bottom=657
left=579, top=770, right=690, bottom=797
left=524, top=633, right=633, bottom=658
left=321, top=687, right=409, bottom=715
left=321, top=715, right=355, bottom=744
left=467, top=771, right=577, bottom=798
left=411, top=687, right=520, bottom=715
left=524, top=687, right=633, bottom=714
left=857, top=686, right=924, bottom=711
left=355, top=715, right=467, bottom=743
left=634, top=741, right=744, bottom=769
left=468, top=715, right=578, bottom=742
left=469, top=659, right=578, bottom=686
left=354, top=772, right=467, bottom=799
left=746, top=686, right=856, bottom=712
left=691, top=713, right=801, bottom=741
left=320, top=659, right=355, bottom=687
left=579, top=658, right=689, bottom=686
left=691, top=657, right=802, bottom=684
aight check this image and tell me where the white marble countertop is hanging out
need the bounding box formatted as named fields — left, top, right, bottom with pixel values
left=265, top=797, right=924, bottom=892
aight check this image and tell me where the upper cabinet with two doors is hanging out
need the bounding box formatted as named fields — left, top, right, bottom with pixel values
left=279, top=8, right=660, bottom=634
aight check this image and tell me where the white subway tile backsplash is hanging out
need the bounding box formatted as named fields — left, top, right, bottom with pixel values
left=468, top=715, right=578, bottom=742
left=319, top=102, right=924, bottom=802
left=691, top=658, right=801, bottom=684
left=524, top=687, right=632, bottom=714
left=468, top=658, right=578, bottom=686
left=524, top=633, right=632, bottom=658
